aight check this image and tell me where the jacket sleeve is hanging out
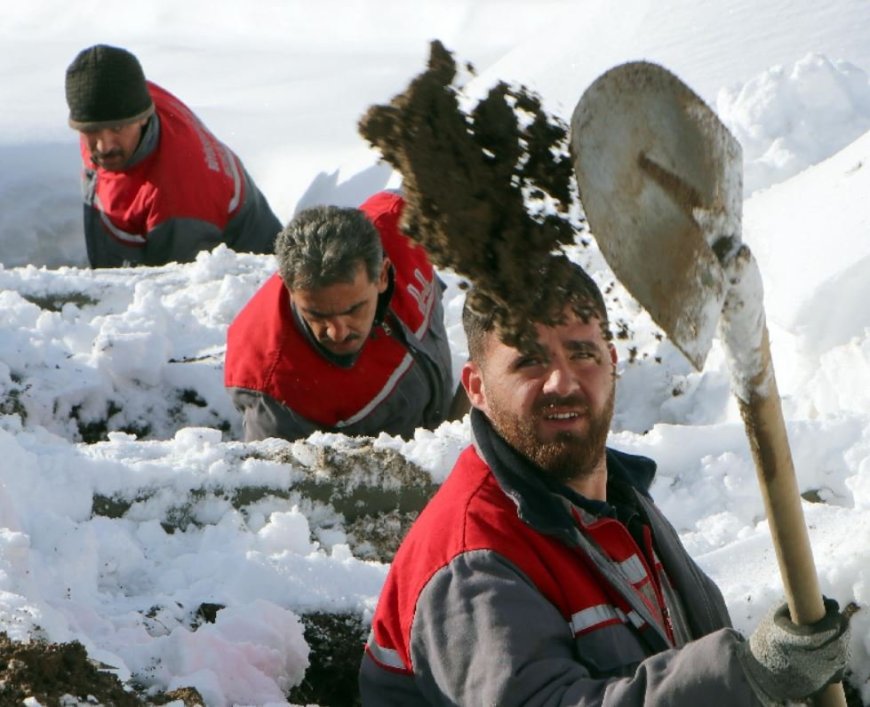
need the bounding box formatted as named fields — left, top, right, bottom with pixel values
left=417, top=282, right=455, bottom=427
left=408, top=549, right=762, bottom=707
left=393, top=277, right=455, bottom=431
left=143, top=217, right=224, bottom=265
left=228, top=387, right=319, bottom=442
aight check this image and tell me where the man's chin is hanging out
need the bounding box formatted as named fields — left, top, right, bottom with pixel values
left=529, top=439, right=590, bottom=477
left=322, top=339, right=363, bottom=356
left=537, top=423, right=586, bottom=444
left=496, top=416, right=610, bottom=483
left=95, top=158, right=126, bottom=172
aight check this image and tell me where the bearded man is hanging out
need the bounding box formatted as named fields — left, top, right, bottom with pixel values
left=359, top=262, right=849, bottom=706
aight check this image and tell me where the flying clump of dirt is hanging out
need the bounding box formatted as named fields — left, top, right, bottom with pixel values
left=359, top=40, right=586, bottom=351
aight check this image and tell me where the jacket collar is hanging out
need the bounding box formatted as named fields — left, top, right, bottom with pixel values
left=125, top=113, right=160, bottom=170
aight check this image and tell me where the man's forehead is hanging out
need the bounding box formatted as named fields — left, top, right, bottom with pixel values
left=489, top=311, right=606, bottom=353
left=288, top=269, right=376, bottom=312
left=292, top=259, right=370, bottom=287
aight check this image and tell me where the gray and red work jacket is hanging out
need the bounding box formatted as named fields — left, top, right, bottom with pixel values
left=224, top=191, right=453, bottom=442
left=77, top=81, right=281, bottom=267
left=359, top=410, right=762, bottom=705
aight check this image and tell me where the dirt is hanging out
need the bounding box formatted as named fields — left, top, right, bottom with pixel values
left=0, top=632, right=204, bottom=706
left=358, top=39, right=586, bottom=351
left=0, top=613, right=368, bottom=707
left=286, top=612, right=367, bottom=707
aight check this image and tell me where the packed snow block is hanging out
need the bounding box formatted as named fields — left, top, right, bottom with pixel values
left=91, top=438, right=438, bottom=563
left=345, top=507, right=420, bottom=562
left=254, top=441, right=436, bottom=561
left=269, top=442, right=437, bottom=521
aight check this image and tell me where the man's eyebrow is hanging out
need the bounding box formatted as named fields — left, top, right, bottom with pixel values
left=564, top=339, right=600, bottom=353
left=301, top=300, right=366, bottom=318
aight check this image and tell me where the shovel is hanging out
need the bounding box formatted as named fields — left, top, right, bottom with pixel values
left=570, top=61, right=846, bottom=707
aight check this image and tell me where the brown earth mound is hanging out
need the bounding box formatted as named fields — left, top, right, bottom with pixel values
left=0, top=632, right=203, bottom=706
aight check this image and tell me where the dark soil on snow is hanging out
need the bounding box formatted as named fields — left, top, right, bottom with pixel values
left=0, top=615, right=369, bottom=707
left=0, top=632, right=204, bottom=706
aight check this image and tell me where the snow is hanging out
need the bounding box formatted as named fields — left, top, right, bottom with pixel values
left=715, top=244, right=769, bottom=402
left=719, top=53, right=870, bottom=195
left=1, top=0, right=870, bottom=704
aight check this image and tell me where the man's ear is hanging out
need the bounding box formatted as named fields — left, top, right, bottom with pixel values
left=461, top=361, right=488, bottom=412
left=377, top=258, right=391, bottom=293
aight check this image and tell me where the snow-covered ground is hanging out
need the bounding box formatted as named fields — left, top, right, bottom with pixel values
left=1, top=1, right=870, bottom=704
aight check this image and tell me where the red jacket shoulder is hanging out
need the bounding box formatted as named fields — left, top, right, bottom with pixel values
left=224, top=273, right=287, bottom=389
left=386, top=446, right=526, bottom=594
left=143, top=82, right=243, bottom=229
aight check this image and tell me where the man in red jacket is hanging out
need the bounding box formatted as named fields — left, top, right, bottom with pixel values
left=359, top=261, right=850, bottom=705
left=64, top=44, right=281, bottom=268
left=224, top=190, right=455, bottom=442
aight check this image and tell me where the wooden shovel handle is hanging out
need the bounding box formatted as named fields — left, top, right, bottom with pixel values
left=736, top=326, right=846, bottom=707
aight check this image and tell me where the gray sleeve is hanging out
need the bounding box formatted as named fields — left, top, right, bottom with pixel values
left=410, top=549, right=761, bottom=707
left=421, top=288, right=455, bottom=420
left=222, top=167, right=281, bottom=255
left=228, top=387, right=319, bottom=442
left=144, top=217, right=224, bottom=265
left=402, top=282, right=455, bottom=430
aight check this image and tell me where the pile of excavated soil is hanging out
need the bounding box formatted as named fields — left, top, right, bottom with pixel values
left=0, top=632, right=203, bottom=706
left=359, top=40, right=585, bottom=351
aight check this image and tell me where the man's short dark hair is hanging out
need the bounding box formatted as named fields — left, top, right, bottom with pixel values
left=275, top=205, right=384, bottom=290
left=463, top=260, right=610, bottom=363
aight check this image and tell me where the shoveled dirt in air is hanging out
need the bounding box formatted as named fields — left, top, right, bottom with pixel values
left=359, top=40, right=583, bottom=351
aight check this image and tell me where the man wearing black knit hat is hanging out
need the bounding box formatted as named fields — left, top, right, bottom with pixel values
left=65, top=44, right=282, bottom=268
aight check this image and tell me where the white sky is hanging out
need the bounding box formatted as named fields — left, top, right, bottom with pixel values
left=1, top=1, right=870, bottom=705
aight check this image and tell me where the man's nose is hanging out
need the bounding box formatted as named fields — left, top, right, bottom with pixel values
left=90, top=130, right=115, bottom=153
left=542, top=360, right=580, bottom=397
left=326, top=318, right=350, bottom=342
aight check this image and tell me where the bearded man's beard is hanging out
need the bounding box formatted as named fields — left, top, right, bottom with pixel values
left=489, top=384, right=615, bottom=485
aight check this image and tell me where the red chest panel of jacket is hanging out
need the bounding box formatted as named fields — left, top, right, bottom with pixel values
left=370, top=446, right=671, bottom=672
left=81, top=82, right=245, bottom=241
left=224, top=191, right=438, bottom=427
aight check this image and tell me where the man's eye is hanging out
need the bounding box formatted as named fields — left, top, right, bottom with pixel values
left=570, top=346, right=602, bottom=362
left=516, top=357, right=543, bottom=369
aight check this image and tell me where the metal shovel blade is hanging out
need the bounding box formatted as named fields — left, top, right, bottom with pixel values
left=570, top=61, right=743, bottom=370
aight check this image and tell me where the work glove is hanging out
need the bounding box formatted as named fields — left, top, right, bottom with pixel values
left=737, top=597, right=850, bottom=706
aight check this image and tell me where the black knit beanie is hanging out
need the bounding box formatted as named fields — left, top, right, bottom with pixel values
left=65, top=45, right=154, bottom=130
